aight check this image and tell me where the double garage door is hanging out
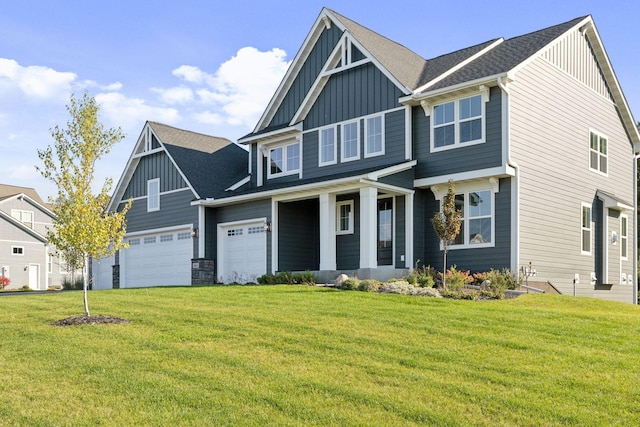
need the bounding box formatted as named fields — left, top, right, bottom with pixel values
left=122, top=229, right=193, bottom=287
left=219, top=221, right=267, bottom=284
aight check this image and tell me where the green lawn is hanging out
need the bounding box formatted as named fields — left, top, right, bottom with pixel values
left=1, top=286, right=639, bottom=426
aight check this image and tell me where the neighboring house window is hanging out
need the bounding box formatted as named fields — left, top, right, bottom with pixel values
left=11, top=246, right=24, bottom=256
left=147, top=178, right=160, bottom=212
left=621, top=215, right=628, bottom=260
left=364, top=114, right=384, bottom=157
left=341, top=121, right=360, bottom=162
left=336, top=201, right=354, bottom=234
left=11, top=210, right=34, bottom=229
left=269, top=142, right=300, bottom=177
left=447, top=190, right=493, bottom=248
left=319, top=126, right=337, bottom=166
left=432, top=94, right=484, bottom=151
left=589, top=131, right=607, bottom=175
left=581, top=203, right=592, bottom=255
left=48, top=254, right=53, bottom=273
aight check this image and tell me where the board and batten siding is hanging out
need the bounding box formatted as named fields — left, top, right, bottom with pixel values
left=122, top=151, right=188, bottom=199
left=269, top=24, right=343, bottom=128
left=122, top=189, right=197, bottom=234
left=413, top=86, right=503, bottom=179
left=336, top=193, right=360, bottom=270
left=510, top=55, right=634, bottom=302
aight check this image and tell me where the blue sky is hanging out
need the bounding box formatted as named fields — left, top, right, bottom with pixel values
left=1, top=0, right=639, bottom=200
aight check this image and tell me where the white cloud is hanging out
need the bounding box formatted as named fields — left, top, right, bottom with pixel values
left=152, top=85, right=194, bottom=105
left=0, top=58, right=76, bottom=100
left=102, top=82, right=123, bottom=91
left=170, top=47, right=290, bottom=128
left=95, top=92, right=181, bottom=132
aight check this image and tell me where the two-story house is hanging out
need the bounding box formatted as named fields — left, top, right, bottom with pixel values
left=99, top=8, right=638, bottom=303
left=0, top=184, right=71, bottom=290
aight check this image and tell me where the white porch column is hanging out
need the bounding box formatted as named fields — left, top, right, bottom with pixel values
left=405, top=192, right=414, bottom=268
left=360, top=187, right=378, bottom=269
left=319, top=193, right=337, bottom=270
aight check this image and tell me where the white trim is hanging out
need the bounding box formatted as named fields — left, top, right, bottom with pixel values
left=318, top=125, right=338, bottom=166
left=341, top=120, right=360, bottom=162
left=119, top=187, right=192, bottom=205
left=404, top=105, right=412, bottom=161
left=147, top=178, right=160, bottom=212
left=620, top=214, right=629, bottom=261
left=267, top=140, right=301, bottom=179
left=364, top=114, right=385, bottom=158
left=414, top=166, right=514, bottom=189
left=11, top=246, right=24, bottom=256
left=0, top=193, right=54, bottom=217
left=588, top=129, right=608, bottom=177
left=271, top=201, right=278, bottom=275
left=366, top=160, right=416, bottom=181
left=405, top=193, right=414, bottom=268
left=198, top=205, right=205, bottom=258
left=132, top=147, right=163, bottom=158
left=226, top=176, right=251, bottom=192
left=581, top=202, right=592, bottom=256
left=319, top=193, right=337, bottom=270
left=359, top=187, right=377, bottom=269
left=124, top=224, right=194, bottom=238
left=336, top=200, right=354, bottom=235
left=430, top=92, right=487, bottom=153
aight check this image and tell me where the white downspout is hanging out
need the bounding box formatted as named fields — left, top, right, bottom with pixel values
left=634, top=154, right=638, bottom=304
left=497, top=75, right=520, bottom=275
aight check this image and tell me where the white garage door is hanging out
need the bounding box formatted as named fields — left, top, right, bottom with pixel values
left=219, top=222, right=266, bottom=284
left=123, top=229, right=192, bottom=288
left=92, top=255, right=114, bottom=289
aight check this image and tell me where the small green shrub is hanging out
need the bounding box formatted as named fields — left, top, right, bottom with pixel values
left=357, top=279, right=381, bottom=292
left=339, top=278, right=360, bottom=290
left=62, top=277, right=84, bottom=290
left=257, top=271, right=318, bottom=285
left=406, top=262, right=437, bottom=288
left=379, top=281, right=441, bottom=297
left=442, top=266, right=473, bottom=291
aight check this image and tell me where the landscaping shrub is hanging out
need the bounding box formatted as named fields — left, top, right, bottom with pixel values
left=0, top=276, right=10, bottom=289
left=257, top=271, right=318, bottom=285
left=357, top=279, right=381, bottom=292
left=442, top=266, right=473, bottom=291
left=62, top=277, right=84, bottom=290
left=379, top=281, right=441, bottom=297
left=339, top=278, right=359, bottom=290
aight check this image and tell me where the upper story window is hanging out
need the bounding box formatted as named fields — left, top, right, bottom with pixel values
left=431, top=93, right=485, bottom=152
left=589, top=130, right=607, bottom=175
left=336, top=200, right=354, bottom=234
left=147, top=178, right=160, bottom=212
left=269, top=141, right=300, bottom=178
left=11, top=210, right=34, bottom=229
left=581, top=203, right=592, bottom=255
left=341, top=121, right=360, bottom=162
left=364, top=114, right=384, bottom=157
left=319, top=126, right=337, bottom=166
left=621, top=215, right=628, bottom=260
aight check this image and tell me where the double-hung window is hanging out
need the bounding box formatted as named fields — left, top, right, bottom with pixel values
left=364, top=114, right=384, bottom=157
left=446, top=189, right=493, bottom=248
left=11, top=210, right=34, bottom=229
left=581, top=203, right=592, bottom=255
left=147, top=178, right=160, bottom=212
left=336, top=201, right=354, bottom=234
left=319, top=126, right=337, bottom=166
left=432, top=94, right=484, bottom=151
left=341, top=121, right=360, bottom=162
left=621, top=215, right=628, bottom=260
left=589, top=131, right=607, bottom=175
left=269, top=142, right=300, bottom=178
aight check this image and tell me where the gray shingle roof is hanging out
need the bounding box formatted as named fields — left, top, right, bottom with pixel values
left=147, top=122, right=248, bottom=199
left=0, top=184, right=46, bottom=205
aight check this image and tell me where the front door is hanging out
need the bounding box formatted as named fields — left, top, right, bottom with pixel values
left=377, top=198, right=393, bottom=266
left=28, top=264, right=39, bottom=290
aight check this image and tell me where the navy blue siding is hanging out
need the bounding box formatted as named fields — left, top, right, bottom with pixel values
left=269, top=25, right=343, bottom=128
left=304, top=63, right=404, bottom=129
left=378, top=169, right=414, bottom=190
left=413, top=87, right=503, bottom=179
left=123, top=151, right=188, bottom=199
left=122, top=190, right=197, bottom=233
left=336, top=193, right=360, bottom=270
left=413, top=190, right=428, bottom=268
left=420, top=178, right=511, bottom=272
left=278, top=199, right=320, bottom=271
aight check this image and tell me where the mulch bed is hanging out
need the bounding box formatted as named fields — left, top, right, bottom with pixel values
left=52, top=315, right=130, bottom=327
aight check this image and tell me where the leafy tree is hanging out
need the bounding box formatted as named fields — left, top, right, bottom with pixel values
left=431, top=180, right=462, bottom=290
left=37, top=92, right=131, bottom=316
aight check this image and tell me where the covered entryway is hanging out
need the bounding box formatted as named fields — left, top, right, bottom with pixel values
left=121, top=229, right=193, bottom=288
left=218, top=220, right=267, bottom=284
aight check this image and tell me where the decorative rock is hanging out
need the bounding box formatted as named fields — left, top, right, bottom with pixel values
left=335, top=274, right=349, bottom=288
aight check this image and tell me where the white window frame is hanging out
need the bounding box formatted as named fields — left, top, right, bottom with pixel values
left=11, top=209, right=34, bottom=229
left=620, top=214, right=628, bottom=261
left=589, top=130, right=608, bottom=176
left=319, top=126, right=337, bottom=166
left=341, top=120, right=360, bottom=162
left=364, top=114, right=385, bottom=158
left=268, top=141, right=301, bottom=178
left=147, top=178, right=160, bottom=212
left=48, top=253, right=53, bottom=273
left=430, top=93, right=487, bottom=153
left=336, top=200, right=354, bottom=235
left=445, top=189, right=495, bottom=249
left=581, top=203, right=592, bottom=255
left=11, top=246, right=24, bottom=256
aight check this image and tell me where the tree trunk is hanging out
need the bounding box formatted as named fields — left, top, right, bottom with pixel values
left=442, top=248, right=447, bottom=290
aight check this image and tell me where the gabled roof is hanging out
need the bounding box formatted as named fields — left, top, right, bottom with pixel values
left=0, top=184, right=46, bottom=206
left=0, top=209, right=48, bottom=243
left=108, top=122, right=247, bottom=210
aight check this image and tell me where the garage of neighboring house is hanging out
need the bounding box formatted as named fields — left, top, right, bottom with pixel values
left=217, top=219, right=267, bottom=284
left=120, top=228, right=193, bottom=288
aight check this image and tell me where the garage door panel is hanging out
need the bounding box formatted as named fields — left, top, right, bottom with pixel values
left=220, top=222, right=266, bottom=284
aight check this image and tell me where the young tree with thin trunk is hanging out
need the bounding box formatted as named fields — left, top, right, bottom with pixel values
left=37, top=92, right=131, bottom=316
left=431, top=180, right=462, bottom=290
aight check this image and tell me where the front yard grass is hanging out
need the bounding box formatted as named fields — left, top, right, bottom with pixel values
left=0, top=286, right=639, bottom=426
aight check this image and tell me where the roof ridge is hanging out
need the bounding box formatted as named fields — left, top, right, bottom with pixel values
left=504, top=15, right=589, bottom=43
left=147, top=121, right=231, bottom=142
